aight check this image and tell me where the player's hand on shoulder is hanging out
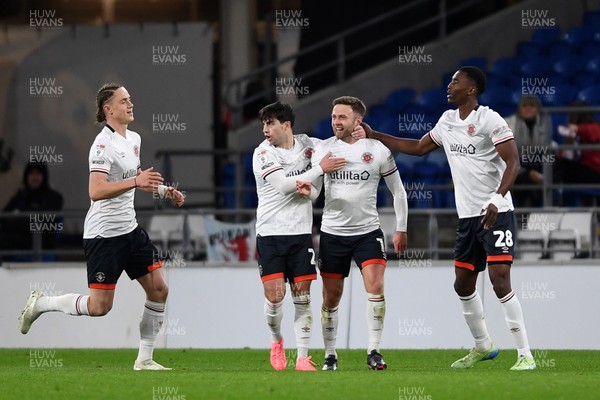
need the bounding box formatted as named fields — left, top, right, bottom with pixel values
left=393, top=231, right=407, bottom=257
left=319, top=151, right=346, bottom=173
left=137, top=167, right=163, bottom=189
left=296, top=180, right=312, bottom=196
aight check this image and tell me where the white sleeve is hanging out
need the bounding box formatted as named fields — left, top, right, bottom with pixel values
left=265, top=165, right=324, bottom=195
left=383, top=172, right=408, bottom=232
left=307, top=176, right=323, bottom=201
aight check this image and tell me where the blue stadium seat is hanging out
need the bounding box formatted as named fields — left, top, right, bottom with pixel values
left=550, top=113, right=569, bottom=143
left=479, top=87, right=515, bottom=108
left=312, top=117, right=332, bottom=140
left=578, top=42, right=600, bottom=60
left=585, top=56, right=600, bottom=74
left=410, top=161, right=442, bottom=208
left=425, top=150, right=448, bottom=168
left=516, top=42, right=546, bottom=60
left=546, top=41, right=576, bottom=59
left=521, top=58, right=554, bottom=76
left=384, top=88, right=416, bottom=113
left=554, top=56, right=589, bottom=75
left=531, top=27, right=561, bottom=46
left=494, top=104, right=516, bottom=118
left=400, top=103, right=438, bottom=116
left=367, top=103, right=394, bottom=120
left=379, top=116, right=400, bottom=137
left=485, top=72, right=511, bottom=88
left=543, top=85, right=578, bottom=106
left=395, top=152, right=423, bottom=172
left=490, top=57, right=522, bottom=75
left=458, top=56, right=487, bottom=70
left=564, top=26, right=597, bottom=46
left=577, top=84, right=600, bottom=104
left=573, top=72, right=600, bottom=91
left=416, top=87, right=449, bottom=113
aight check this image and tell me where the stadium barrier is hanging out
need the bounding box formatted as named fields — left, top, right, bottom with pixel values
left=2, top=260, right=598, bottom=350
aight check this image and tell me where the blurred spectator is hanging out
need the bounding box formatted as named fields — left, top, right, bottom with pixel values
left=0, top=162, right=63, bottom=258
left=505, top=95, right=552, bottom=207
left=554, top=102, right=600, bottom=206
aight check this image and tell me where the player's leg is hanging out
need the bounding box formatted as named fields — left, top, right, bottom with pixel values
left=485, top=212, right=535, bottom=370
left=257, top=235, right=287, bottom=370
left=126, top=226, right=171, bottom=371
left=451, top=217, right=498, bottom=369
left=19, top=236, right=122, bottom=334
left=288, top=234, right=318, bottom=371
left=318, top=231, right=351, bottom=370
left=291, top=280, right=316, bottom=371
left=355, top=229, right=388, bottom=370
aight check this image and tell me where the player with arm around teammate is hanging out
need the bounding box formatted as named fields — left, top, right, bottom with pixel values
left=253, top=102, right=353, bottom=371
left=19, top=83, right=185, bottom=371
left=299, top=96, right=408, bottom=371
left=359, top=67, right=536, bottom=371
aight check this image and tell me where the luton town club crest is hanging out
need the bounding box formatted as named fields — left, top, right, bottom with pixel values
left=467, top=124, right=476, bottom=135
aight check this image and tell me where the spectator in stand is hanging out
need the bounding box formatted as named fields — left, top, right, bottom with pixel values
left=505, top=95, right=552, bottom=207
left=0, top=162, right=64, bottom=258
left=554, top=102, right=600, bottom=206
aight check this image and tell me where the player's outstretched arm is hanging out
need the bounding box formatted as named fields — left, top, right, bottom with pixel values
left=361, top=122, right=436, bottom=156
left=89, top=167, right=163, bottom=201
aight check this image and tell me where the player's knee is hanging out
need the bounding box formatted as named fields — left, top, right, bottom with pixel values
left=265, top=289, right=285, bottom=304
left=453, top=281, right=474, bottom=297
left=152, top=282, right=169, bottom=303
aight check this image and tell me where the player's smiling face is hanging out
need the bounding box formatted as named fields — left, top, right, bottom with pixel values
left=447, top=71, right=475, bottom=106
left=331, top=104, right=360, bottom=141
left=105, top=87, right=134, bottom=124
left=262, top=118, right=290, bottom=147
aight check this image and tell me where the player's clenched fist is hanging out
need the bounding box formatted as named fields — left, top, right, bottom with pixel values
left=296, top=180, right=312, bottom=196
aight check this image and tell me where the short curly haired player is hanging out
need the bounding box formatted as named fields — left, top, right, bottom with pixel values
left=360, top=67, right=536, bottom=371
left=19, top=83, right=185, bottom=371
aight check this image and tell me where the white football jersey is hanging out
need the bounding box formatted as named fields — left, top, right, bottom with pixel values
left=313, top=138, right=399, bottom=236
left=253, top=134, right=320, bottom=236
left=428, top=105, right=515, bottom=218
left=83, top=125, right=141, bottom=238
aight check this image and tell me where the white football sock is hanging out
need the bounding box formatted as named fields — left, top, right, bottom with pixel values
left=136, top=300, right=165, bottom=362
left=293, top=295, right=312, bottom=359
left=499, top=291, right=532, bottom=358
left=321, top=305, right=338, bottom=357
left=36, top=293, right=90, bottom=316
left=264, top=298, right=284, bottom=342
left=366, top=293, right=386, bottom=353
left=459, top=291, right=492, bottom=352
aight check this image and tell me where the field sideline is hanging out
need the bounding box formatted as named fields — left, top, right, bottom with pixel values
left=1, top=349, right=599, bottom=400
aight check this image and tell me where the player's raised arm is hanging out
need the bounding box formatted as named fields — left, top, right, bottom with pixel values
left=361, top=122, right=437, bottom=156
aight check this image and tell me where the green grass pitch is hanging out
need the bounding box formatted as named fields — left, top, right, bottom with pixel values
left=1, top=349, right=599, bottom=400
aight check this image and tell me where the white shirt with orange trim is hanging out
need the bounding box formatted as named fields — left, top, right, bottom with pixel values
left=253, top=134, right=320, bottom=236
left=428, top=105, right=515, bottom=219
left=83, top=125, right=141, bottom=238
left=313, top=138, right=405, bottom=236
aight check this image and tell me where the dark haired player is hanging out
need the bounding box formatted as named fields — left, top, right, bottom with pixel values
left=19, top=83, right=185, bottom=371
left=253, top=101, right=351, bottom=371
left=359, top=67, right=536, bottom=370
